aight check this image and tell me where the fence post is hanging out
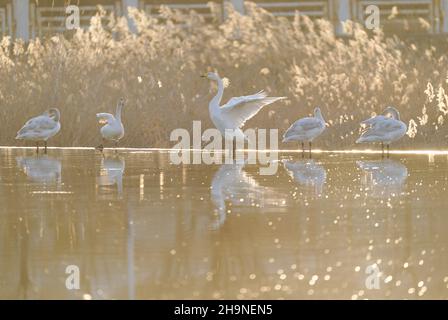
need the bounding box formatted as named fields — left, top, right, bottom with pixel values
left=122, top=0, right=138, bottom=33
left=442, top=0, right=448, bottom=32
left=13, top=0, right=29, bottom=41
left=336, top=0, right=351, bottom=36
left=229, top=0, right=245, bottom=14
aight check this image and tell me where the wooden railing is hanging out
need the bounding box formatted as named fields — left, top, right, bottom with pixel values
left=0, top=4, right=11, bottom=38
left=0, top=7, right=6, bottom=37
left=253, top=0, right=332, bottom=19
left=3, top=0, right=448, bottom=40
left=355, top=0, right=438, bottom=33
left=142, top=1, right=220, bottom=21
left=34, top=3, right=119, bottom=37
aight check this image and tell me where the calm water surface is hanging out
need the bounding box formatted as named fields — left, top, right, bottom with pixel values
left=0, top=148, right=447, bottom=299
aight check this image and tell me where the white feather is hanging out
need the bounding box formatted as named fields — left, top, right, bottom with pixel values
left=16, top=109, right=61, bottom=142
left=283, top=107, right=326, bottom=143
left=204, top=72, right=285, bottom=141
left=97, top=100, right=125, bottom=142
left=357, top=107, right=407, bottom=144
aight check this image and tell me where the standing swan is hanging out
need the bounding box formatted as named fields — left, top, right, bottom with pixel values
left=282, top=107, right=326, bottom=158
left=201, top=72, right=285, bottom=154
left=16, top=108, right=61, bottom=154
left=96, top=98, right=125, bottom=151
left=356, top=106, right=407, bottom=157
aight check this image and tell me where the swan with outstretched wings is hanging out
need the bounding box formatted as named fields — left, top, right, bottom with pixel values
left=201, top=72, right=285, bottom=146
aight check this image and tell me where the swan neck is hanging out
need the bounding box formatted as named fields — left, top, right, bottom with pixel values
left=315, top=109, right=324, bottom=121
left=115, top=103, right=123, bottom=121
left=210, top=78, right=224, bottom=110
left=393, top=110, right=400, bottom=121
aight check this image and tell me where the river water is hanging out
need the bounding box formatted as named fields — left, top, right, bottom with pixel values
left=0, top=148, right=447, bottom=299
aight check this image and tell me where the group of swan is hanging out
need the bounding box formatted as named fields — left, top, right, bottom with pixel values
left=203, top=72, right=407, bottom=157
left=15, top=72, right=407, bottom=157
left=15, top=99, right=125, bottom=153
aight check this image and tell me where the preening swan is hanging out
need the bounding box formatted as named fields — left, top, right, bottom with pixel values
left=356, top=106, right=407, bottom=157
left=283, top=107, right=326, bottom=158
left=201, top=72, right=285, bottom=154
left=16, top=108, right=61, bottom=154
left=96, top=98, right=125, bottom=151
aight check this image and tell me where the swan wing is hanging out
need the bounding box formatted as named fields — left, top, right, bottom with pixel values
left=17, top=115, right=57, bottom=137
left=220, top=91, right=285, bottom=128
left=285, top=117, right=323, bottom=137
left=358, top=118, right=406, bottom=142
left=361, top=115, right=389, bottom=127
left=373, top=118, right=405, bottom=132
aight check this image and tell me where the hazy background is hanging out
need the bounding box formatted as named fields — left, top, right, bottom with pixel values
left=0, top=2, right=447, bottom=148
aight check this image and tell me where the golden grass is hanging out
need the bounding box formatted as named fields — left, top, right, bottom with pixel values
left=0, top=2, right=447, bottom=148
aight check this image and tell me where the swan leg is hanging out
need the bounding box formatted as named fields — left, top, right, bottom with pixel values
left=381, top=142, right=384, bottom=159
left=232, top=138, right=236, bottom=160
left=114, top=141, right=119, bottom=154
left=36, top=142, right=39, bottom=154
left=96, top=138, right=105, bottom=152
left=387, top=144, right=390, bottom=158
left=301, top=142, right=305, bottom=158
left=44, top=141, right=47, bottom=154
left=309, top=142, right=312, bottom=159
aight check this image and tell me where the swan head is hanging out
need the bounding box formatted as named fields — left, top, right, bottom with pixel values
left=201, top=72, right=220, bottom=81
left=314, top=107, right=324, bottom=120
left=383, top=106, right=400, bottom=120
left=118, top=97, right=126, bottom=106
left=47, top=108, right=60, bottom=121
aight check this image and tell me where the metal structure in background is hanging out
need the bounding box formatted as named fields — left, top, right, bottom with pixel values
left=0, top=0, right=448, bottom=40
left=34, top=2, right=121, bottom=37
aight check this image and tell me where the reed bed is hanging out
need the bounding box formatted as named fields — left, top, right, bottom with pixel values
left=0, top=2, right=447, bottom=149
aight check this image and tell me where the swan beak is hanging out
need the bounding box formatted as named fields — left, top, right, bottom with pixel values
left=200, top=74, right=207, bottom=78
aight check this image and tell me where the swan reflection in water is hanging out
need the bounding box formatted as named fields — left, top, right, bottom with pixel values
left=97, top=156, right=125, bottom=198
left=210, top=162, right=263, bottom=230
left=357, top=159, right=408, bottom=198
left=283, top=160, right=326, bottom=196
left=16, top=156, right=61, bottom=185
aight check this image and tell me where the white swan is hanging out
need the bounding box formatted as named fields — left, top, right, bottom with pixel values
left=16, top=108, right=61, bottom=154
left=201, top=72, right=285, bottom=152
left=283, top=159, right=326, bottom=195
left=356, top=106, right=407, bottom=157
left=283, top=107, right=326, bottom=157
left=96, top=98, right=125, bottom=151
